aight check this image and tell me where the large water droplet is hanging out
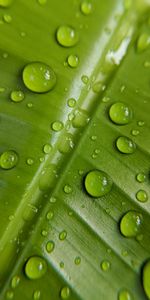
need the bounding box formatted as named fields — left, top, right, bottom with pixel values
left=67, top=55, right=79, bottom=68
left=85, top=170, right=113, bottom=197
left=136, top=190, right=148, bottom=203
left=25, top=256, right=47, bottom=280
left=120, top=211, right=143, bottom=238
left=116, top=137, right=136, bottom=154
left=10, top=90, right=25, bottom=102
left=143, top=260, right=150, bottom=299
left=109, top=102, right=133, bottom=125
left=118, top=289, right=133, bottom=300
left=23, top=62, right=56, bottom=93
left=0, top=150, right=18, bottom=170
left=0, top=0, right=12, bottom=7
left=60, top=286, right=70, bottom=299
left=56, top=26, right=78, bottom=47
left=137, top=33, right=150, bottom=52
left=81, top=1, right=92, bottom=15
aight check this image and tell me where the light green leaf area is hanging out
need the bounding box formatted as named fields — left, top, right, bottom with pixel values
left=0, top=0, right=150, bottom=299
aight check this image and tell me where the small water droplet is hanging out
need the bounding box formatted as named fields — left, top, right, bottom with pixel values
left=101, top=260, right=111, bottom=271
left=136, top=190, right=148, bottom=202
left=121, top=250, right=128, bottom=257
left=27, top=102, right=33, bottom=108
left=74, top=256, right=81, bottom=265
left=43, top=144, right=52, bottom=154
left=92, top=81, right=105, bottom=93
left=3, top=14, right=12, bottom=23
left=143, top=260, right=150, bottom=299
left=85, top=170, right=113, bottom=197
left=118, top=289, right=133, bottom=300
left=6, top=290, right=14, bottom=299
left=51, top=121, right=63, bottom=132
left=81, top=75, right=89, bottom=84
left=10, top=90, right=25, bottom=102
left=2, top=52, right=8, bottom=59
left=120, top=211, right=143, bottom=237
left=116, top=136, right=136, bottom=154
left=136, top=173, right=146, bottom=183
left=102, top=96, right=110, bottom=103
left=56, top=26, right=78, bottom=47
left=81, top=1, right=92, bottom=15
left=25, top=256, right=47, bottom=280
left=33, top=290, right=41, bottom=300
left=67, top=98, right=76, bottom=108
left=46, top=210, right=54, bottom=220
left=59, top=230, right=67, bottom=241
left=72, top=108, right=89, bottom=128
left=60, top=286, right=70, bottom=299
left=137, top=33, right=150, bottom=52
left=63, top=184, right=72, bottom=194
left=23, top=62, right=56, bottom=93
left=58, top=133, right=74, bottom=154
left=0, top=150, right=18, bottom=170
left=109, top=102, right=133, bottom=125
left=41, top=230, right=48, bottom=237
left=60, top=261, right=64, bottom=268
left=26, top=158, right=34, bottom=166
left=0, top=87, right=5, bottom=93
left=91, top=135, right=97, bottom=141
left=67, top=55, right=79, bottom=68
left=49, top=196, right=56, bottom=203
left=0, top=0, right=12, bottom=7
left=46, top=241, right=55, bottom=253
left=11, top=275, right=20, bottom=288
left=131, top=129, right=139, bottom=136
left=137, top=120, right=145, bottom=127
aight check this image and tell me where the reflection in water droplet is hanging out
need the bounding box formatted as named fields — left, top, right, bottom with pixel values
left=10, top=90, right=25, bottom=102
left=23, top=62, right=56, bottom=93
left=85, top=170, right=112, bottom=197
left=136, top=190, right=148, bottom=203
left=120, top=211, right=143, bottom=237
left=116, top=137, right=136, bottom=154
left=137, top=33, right=150, bottom=52
left=25, top=256, right=47, bottom=280
left=101, top=260, right=111, bottom=271
left=81, top=1, right=92, bottom=15
left=60, top=286, right=70, bottom=299
left=56, top=26, right=78, bottom=47
left=136, top=173, right=146, bottom=183
left=67, top=55, right=79, bottom=68
left=59, top=230, right=67, bottom=241
left=0, top=150, right=18, bottom=170
left=143, top=260, right=150, bottom=299
left=46, top=241, right=55, bottom=253
left=118, top=289, right=133, bottom=300
left=41, top=230, right=48, bottom=237
left=109, top=102, right=133, bottom=125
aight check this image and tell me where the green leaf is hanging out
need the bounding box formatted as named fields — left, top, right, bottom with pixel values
left=0, top=0, right=150, bottom=299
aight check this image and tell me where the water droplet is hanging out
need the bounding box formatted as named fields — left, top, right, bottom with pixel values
left=60, top=261, right=64, bottom=268
left=109, top=102, right=133, bottom=125
left=10, top=90, right=25, bottom=102
left=3, top=14, right=12, bottom=23
left=49, top=196, right=56, bottom=203
left=72, top=108, right=89, bottom=128
left=41, top=230, right=48, bottom=237
left=0, top=0, right=12, bottom=7
left=67, top=55, right=79, bottom=68
left=37, top=0, right=47, bottom=5
left=11, top=275, right=20, bottom=288
left=25, top=256, right=47, bottom=280
left=81, top=1, right=92, bottom=15
left=58, top=133, right=74, bottom=154
left=137, top=33, right=150, bottom=52
left=27, top=102, right=33, bottom=108
left=91, top=135, right=97, bottom=141
left=26, top=158, right=34, bottom=166
left=51, top=121, right=63, bottom=132
left=81, top=75, right=89, bottom=84
left=120, top=211, right=143, bottom=237
left=74, top=256, right=81, bottom=265
left=131, top=129, right=139, bottom=136
left=143, top=260, right=150, bottom=299
left=60, top=286, right=70, bottom=299
left=0, top=150, right=18, bottom=170
left=23, top=62, right=56, bottom=93
left=85, top=170, right=113, bottom=197
left=116, top=137, right=136, bottom=154
left=121, top=250, right=128, bottom=257
left=46, top=210, right=54, bottom=220
left=46, top=241, right=55, bottom=253
left=102, top=96, right=110, bottom=103
left=92, top=81, right=105, bottom=93
left=8, top=215, right=14, bottom=221
left=56, top=26, right=78, bottom=47
left=2, top=52, right=8, bottom=59
left=136, top=173, right=146, bottom=183
left=137, top=120, right=145, bottom=127
left=63, top=184, right=72, bottom=194
left=6, top=290, right=14, bottom=299
left=67, top=98, right=76, bottom=108
left=118, top=289, right=133, bottom=300
left=144, top=61, right=150, bottom=68
left=43, top=144, right=52, bottom=154
left=39, top=165, right=57, bottom=191
left=59, top=230, right=67, bottom=241
left=0, top=87, right=5, bottom=93
left=101, top=260, right=111, bottom=271
left=136, top=190, right=148, bottom=202
left=33, top=290, right=41, bottom=300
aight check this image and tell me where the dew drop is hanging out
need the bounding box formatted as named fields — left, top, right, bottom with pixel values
left=26, top=158, right=34, bottom=166
left=0, top=0, right=12, bottom=7
left=116, top=137, right=136, bottom=154
left=10, top=90, right=25, bottom=102
left=131, top=129, right=139, bottom=136
left=72, top=108, right=89, bottom=128
left=60, top=261, right=64, bottom=268
left=33, top=290, right=41, bottom=300
left=60, top=286, right=70, bottom=299
left=56, top=25, right=78, bottom=47
left=74, top=256, right=81, bottom=265
left=136, top=173, right=146, bottom=183
left=137, top=120, right=145, bottom=127
left=6, top=290, right=14, bottom=299
left=92, top=81, right=105, bottom=93
left=23, top=62, right=56, bottom=93
left=136, top=190, right=148, bottom=203
left=120, top=211, right=143, bottom=238
left=85, top=170, right=113, bottom=197
left=3, top=14, right=12, bottom=23
left=11, top=275, right=20, bottom=288
left=58, top=133, right=74, bottom=154
left=67, top=98, right=76, bottom=108
left=46, top=241, right=55, bottom=253
left=59, top=230, right=67, bottom=241
left=101, top=260, right=111, bottom=271
left=63, top=184, right=72, bottom=194
left=81, top=1, right=92, bottom=15
left=118, top=289, right=133, bottom=300
left=143, top=260, right=150, bottom=299
left=43, top=144, right=52, bottom=154
left=137, top=33, right=150, bottom=52
left=41, top=229, right=48, bottom=237
left=81, top=75, right=89, bottom=84
left=67, top=55, right=79, bottom=68
left=0, top=150, right=18, bottom=170
left=51, top=121, right=63, bottom=132
left=25, top=256, right=47, bottom=279
left=109, top=102, right=133, bottom=125
left=46, top=210, right=54, bottom=220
